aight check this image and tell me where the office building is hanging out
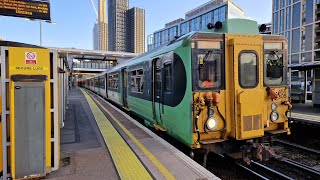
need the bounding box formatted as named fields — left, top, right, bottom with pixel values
left=108, top=0, right=129, bottom=52
left=147, top=0, right=249, bottom=51
left=93, top=0, right=108, bottom=51
left=108, top=0, right=145, bottom=53
left=272, top=0, right=320, bottom=106
left=0, top=36, right=3, bottom=41
left=126, top=7, right=145, bottom=53
left=93, top=23, right=99, bottom=50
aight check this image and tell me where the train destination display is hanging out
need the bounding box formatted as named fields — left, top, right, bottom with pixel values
left=0, top=0, right=50, bottom=20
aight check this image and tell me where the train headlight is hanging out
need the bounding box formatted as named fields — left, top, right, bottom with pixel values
left=206, top=117, right=218, bottom=131
left=271, top=103, right=277, bottom=111
left=270, top=111, right=279, bottom=122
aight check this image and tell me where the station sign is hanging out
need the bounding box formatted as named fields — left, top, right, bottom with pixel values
left=0, top=0, right=51, bottom=20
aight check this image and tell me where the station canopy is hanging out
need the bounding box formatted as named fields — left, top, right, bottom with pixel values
left=50, top=47, right=139, bottom=72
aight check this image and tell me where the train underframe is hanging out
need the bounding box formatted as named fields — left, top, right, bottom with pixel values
left=194, top=134, right=282, bottom=167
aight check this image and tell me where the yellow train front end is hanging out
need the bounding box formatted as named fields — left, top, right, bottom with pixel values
left=227, top=34, right=291, bottom=141
left=191, top=20, right=291, bottom=164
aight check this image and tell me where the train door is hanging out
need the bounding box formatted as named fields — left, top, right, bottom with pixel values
left=230, top=35, right=264, bottom=140
left=152, top=58, right=165, bottom=130
left=122, top=68, right=128, bottom=107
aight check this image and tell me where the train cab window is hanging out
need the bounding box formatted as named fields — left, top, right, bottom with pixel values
left=131, top=69, right=144, bottom=93
left=264, top=42, right=285, bottom=86
left=239, top=52, right=258, bottom=88
left=196, top=41, right=222, bottom=89
left=197, top=51, right=222, bottom=89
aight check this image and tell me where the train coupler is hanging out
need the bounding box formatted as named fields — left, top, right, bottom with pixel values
left=241, top=143, right=278, bottom=165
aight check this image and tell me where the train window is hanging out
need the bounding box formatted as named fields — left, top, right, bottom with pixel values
left=239, top=52, right=259, bottom=88
left=164, top=63, right=173, bottom=91
left=198, top=52, right=222, bottom=88
left=108, top=74, right=119, bottom=89
left=100, top=78, right=105, bottom=89
left=94, top=78, right=98, bottom=87
left=131, top=69, right=144, bottom=93
left=264, top=51, right=284, bottom=85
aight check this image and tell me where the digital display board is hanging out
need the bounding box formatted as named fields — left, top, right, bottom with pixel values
left=0, top=0, right=50, bottom=20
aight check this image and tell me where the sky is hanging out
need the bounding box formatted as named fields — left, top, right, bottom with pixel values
left=0, top=0, right=272, bottom=50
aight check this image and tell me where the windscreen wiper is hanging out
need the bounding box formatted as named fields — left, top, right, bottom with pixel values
left=199, top=50, right=213, bottom=70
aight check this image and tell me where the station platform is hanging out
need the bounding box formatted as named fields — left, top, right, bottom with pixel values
left=47, top=88, right=218, bottom=180
left=291, top=103, right=320, bottom=125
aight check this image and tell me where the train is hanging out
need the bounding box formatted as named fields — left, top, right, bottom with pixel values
left=80, top=19, right=292, bottom=165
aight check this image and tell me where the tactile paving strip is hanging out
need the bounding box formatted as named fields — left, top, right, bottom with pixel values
left=81, top=89, right=152, bottom=179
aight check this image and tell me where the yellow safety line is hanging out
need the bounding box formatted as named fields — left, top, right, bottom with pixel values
left=291, top=112, right=320, bottom=119
left=82, top=89, right=176, bottom=180
left=81, top=89, right=152, bottom=179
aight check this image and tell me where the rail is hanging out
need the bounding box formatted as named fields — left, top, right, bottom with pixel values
left=217, top=154, right=269, bottom=180
left=250, top=160, right=293, bottom=180
left=279, top=158, right=320, bottom=177
left=274, top=139, right=320, bottom=156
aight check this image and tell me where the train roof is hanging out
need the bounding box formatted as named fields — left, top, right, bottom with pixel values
left=96, top=19, right=279, bottom=76
left=107, top=33, right=194, bottom=73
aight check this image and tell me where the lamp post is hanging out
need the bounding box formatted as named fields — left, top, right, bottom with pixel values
left=26, top=19, right=56, bottom=46
left=40, top=20, right=42, bottom=46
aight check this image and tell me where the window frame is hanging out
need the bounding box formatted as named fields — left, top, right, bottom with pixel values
left=130, top=68, right=144, bottom=94
left=163, top=60, right=173, bottom=93
left=108, top=73, right=119, bottom=90
left=191, top=33, right=225, bottom=91
left=263, top=46, right=288, bottom=87
left=238, top=50, right=259, bottom=89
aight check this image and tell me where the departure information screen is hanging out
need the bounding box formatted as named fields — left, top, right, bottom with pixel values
left=0, top=0, right=50, bottom=20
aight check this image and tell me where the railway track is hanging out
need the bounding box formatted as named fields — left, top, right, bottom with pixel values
left=274, top=139, right=320, bottom=156
left=211, top=150, right=320, bottom=180
left=87, top=89, right=320, bottom=179
left=279, top=157, right=320, bottom=177
left=218, top=154, right=293, bottom=180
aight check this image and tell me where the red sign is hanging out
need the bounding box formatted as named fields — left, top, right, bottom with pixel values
left=25, top=52, right=37, bottom=65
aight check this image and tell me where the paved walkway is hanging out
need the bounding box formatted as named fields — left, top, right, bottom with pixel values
left=46, top=88, right=118, bottom=180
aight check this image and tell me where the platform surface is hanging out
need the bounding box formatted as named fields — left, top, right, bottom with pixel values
left=291, top=103, right=320, bottom=124
left=47, top=88, right=218, bottom=180
left=47, top=88, right=118, bottom=180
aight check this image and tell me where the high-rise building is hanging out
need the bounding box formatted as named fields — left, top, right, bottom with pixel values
left=108, top=0, right=129, bottom=52
left=272, top=0, right=320, bottom=107
left=93, top=23, right=99, bottom=50
left=127, top=7, right=145, bottom=53
left=93, top=0, right=108, bottom=51
left=108, top=0, right=145, bottom=53
left=147, top=0, right=249, bottom=51
left=0, top=36, right=3, bottom=41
